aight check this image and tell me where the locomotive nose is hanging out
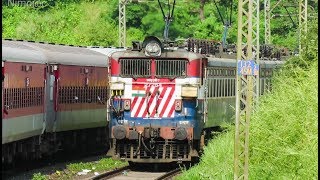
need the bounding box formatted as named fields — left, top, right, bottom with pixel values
left=174, top=127, right=188, bottom=140
left=113, top=125, right=127, bottom=140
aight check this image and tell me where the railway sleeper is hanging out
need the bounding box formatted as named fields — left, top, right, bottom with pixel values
left=112, top=139, right=198, bottom=163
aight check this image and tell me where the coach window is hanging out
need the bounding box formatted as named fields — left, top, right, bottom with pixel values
left=80, top=86, right=84, bottom=103
left=62, top=87, right=66, bottom=104
left=63, top=87, right=67, bottom=104
left=68, top=87, right=72, bottom=104
left=226, top=78, right=230, bottom=96
left=99, top=87, right=104, bottom=101
left=231, top=78, right=234, bottom=96
left=14, top=88, right=18, bottom=108
left=12, top=88, right=16, bottom=109
left=76, top=87, right=81, bottom=103
left=209, top=79, right=213, bottom=97
left=104, top=86, right=108, bottom=101
left=67, top=87, right=71, bottom=104
left=29, top=88, right=33, bottom=107
left=86, top=86, right=90, bottom=103
left=73, top=87, right=78, bottom=103
left=213, top=79, right=216, bottom=97
left=97, top=87, right=102, bottom=102
left=93, top=86, right=97, bottom=103
left=217, top=79, right=221, bottom=97
left=58, top=87, right=62, bottom=104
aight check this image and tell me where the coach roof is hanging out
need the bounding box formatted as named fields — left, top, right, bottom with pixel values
left=2, top=40, right=46, bottom=64
left=88, top=47, right=126, bottom=57
left=2, top=39, right=109, bottom=67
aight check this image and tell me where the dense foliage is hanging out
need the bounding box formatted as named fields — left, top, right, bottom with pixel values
left=3, top=0, right=316, bottom=48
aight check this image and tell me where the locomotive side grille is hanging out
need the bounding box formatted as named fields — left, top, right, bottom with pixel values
left=155, top=59, right=187, bottom=77
left=120, top=58, right=151, bottom=77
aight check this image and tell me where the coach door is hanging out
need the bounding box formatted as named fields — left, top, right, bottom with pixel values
left=45, top=64, right=59, bottom=132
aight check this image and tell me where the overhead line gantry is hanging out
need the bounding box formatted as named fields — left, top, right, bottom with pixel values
left=234, top=0, right=260, bottom=179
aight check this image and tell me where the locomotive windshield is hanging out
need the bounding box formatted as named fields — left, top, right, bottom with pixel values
left=119, top=58, right=187, bottom=78
left=120, top=58, right=151, bottom=77
left=155, top=59, right=187, bottom=77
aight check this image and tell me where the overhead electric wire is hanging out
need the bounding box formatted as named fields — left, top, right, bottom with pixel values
left=283, top=5, right=296, bottom=27
left=157, top=0, right=176, bottom=41
left=229, top=0, right=233, bottom=25
left=171, top=0, right=176, bottom=19
left=213, top=0, right=225, bottom=25
left=158, top=0, right=166, bottom=19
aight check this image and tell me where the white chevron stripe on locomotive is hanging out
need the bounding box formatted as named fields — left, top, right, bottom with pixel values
left=131, top=85, right=175, bottom=118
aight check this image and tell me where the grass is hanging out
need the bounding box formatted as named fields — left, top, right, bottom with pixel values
left=66, top=157, right=128, bottom=173
left=177, top=60, right=318, bottom=179
left=249, top=61, right=318, bottom=179
left=177, top=127, right=234, bottom=180
left=32, top=157, right=128, bottom=180
left=32, top=173, right=47, bottom=180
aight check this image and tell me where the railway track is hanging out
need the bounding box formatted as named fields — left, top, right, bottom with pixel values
left=155, top=168, right=182, bottom=180
left=91, top=165, right=182, bottom=180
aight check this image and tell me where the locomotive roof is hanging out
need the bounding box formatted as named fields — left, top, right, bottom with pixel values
left=2, top=39, right=111, bottom=67
left=110, top=48, right=205, bottom=60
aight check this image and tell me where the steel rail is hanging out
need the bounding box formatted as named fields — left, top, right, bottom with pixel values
left=155, top=168, right=181, bottom=180
left=91, top=166, right=130, bottom=180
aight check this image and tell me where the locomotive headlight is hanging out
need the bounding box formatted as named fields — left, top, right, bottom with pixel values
left=181, top=86, right=198, bottom=97
left=111, top=82, right=125, bottom=96
left=145, top=42, right=161, bottom=57
left=123, top=99, right=131, bottom=111
left=174, top=127, right=188, bottom=141
left=113, top=125, right=127, bottom=140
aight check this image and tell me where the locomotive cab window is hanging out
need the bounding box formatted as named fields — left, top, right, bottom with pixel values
left=155, top=59, right=187, bottom=78
left=119, top=58, right=151, bottom=77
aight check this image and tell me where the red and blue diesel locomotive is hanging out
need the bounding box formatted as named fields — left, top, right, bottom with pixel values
left=107, top=37, right=208, bottom=163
